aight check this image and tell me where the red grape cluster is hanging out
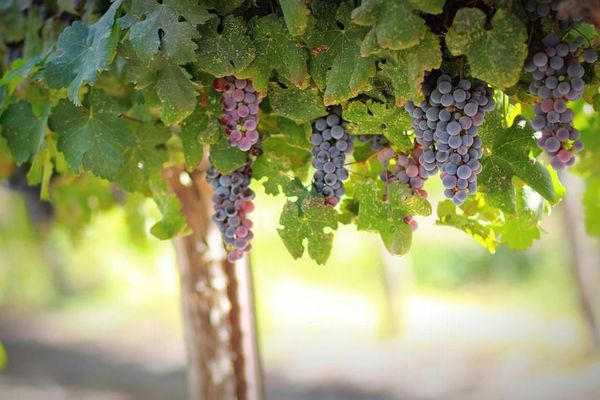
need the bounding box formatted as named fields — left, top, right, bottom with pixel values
left=525, top=34, right=597, bottom=169
left=214, top=76, right=262, bottom=151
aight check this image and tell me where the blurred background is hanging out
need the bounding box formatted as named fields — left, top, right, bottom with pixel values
left=1, top=171, right=600, bottom=400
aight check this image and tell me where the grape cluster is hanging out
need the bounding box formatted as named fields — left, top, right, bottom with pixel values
left=310, top=107, right=353, bottom=206
left=357, top=134, right=388, bottom=151
left=214, top=76, right=262, bottom=152
left=206, top=162, right=255, bottom=262
left=378, top=144, right=429, bottom=198
left=405, top=75, right=494, bottom=205
left=525, top=34, right=597, bottom=169
left=523, top=0, right=584, bottom=26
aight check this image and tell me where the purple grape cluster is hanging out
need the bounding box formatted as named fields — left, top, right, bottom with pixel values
left=206, top=162, right=255, bottom=262
left=214, top=76, right=261, bottom=151
left=405, top=74, right=494, bottom=205
left=310, top=107, right=353, bottom=206
left=378, top=143, right=429, bottom=199
left=525, top=34, right=597, bottom=169
left=523, top=0, right=584, bottom=26
left=357, top=134, right=388, bottom=151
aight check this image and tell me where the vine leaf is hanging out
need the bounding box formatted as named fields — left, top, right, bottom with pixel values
left=343, top=100, right=412, bottom=152
left=180, top=87, right=222, bottom=169
left=253, top=116, right=311, bottom=196
left=209, top=135, right=248, bottom=175
left=445, top=8, right=527, bottom=88
left=44, top=0, right=123, bottom=105
left=436, top=199, right=498, bottom=253
left=149, top=175, right=189, bottom=240
left=124, top=0, right=212, bottom=64
left=379, top=30, right=442, bottom=104
left=115, top=123, right=171, bottom=194
left=204, top=0, right=245, bottom=14
left=351, top=0, right=444, bottom=52
left=303, top=1, right=375, bottom=105
left=500, top=187, right=544, bottom=249
left=237, top=15, right=309, bottom=93
left=0, top=101, right=45, bottom=164
left=479, top=115, right=555, bottom=214
left=48, top=91, right=135, bottom=180
left=268, top=83, right=326, bottom=124
left=122, top=44, right=198, bottom=125
left=354, top=179, right=431, bottom=255
left=280, top=0, right=311, bottom=36
left=196, top=15, right=256, bottom=77
left=278, top=196, right=339, bottom=265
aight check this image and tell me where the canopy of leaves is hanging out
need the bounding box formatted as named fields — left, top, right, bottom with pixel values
left=0, top=0, right=599, bottom=262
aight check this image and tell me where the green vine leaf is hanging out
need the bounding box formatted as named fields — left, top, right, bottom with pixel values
left=268, top=83, right=326, bottom=124
left=436, top=198, right=498, bottom=253
left=0, top=101, right=45, bottom=164
left=48, top=91, right=135, bottom=180
left=278, top=196, right=339, bottom=265
left=149, top=175, right=189, bottom=240
left=280, top=0, right=310, bottom=36
left=500, top=187, right=543, bottom=249
left=180, top=87, right=222, bottom=169
left=343, top=100, right=413, bottom=152
left=355, top=179, right=431, bottom=255
left=445, top=8, right=527, bottom=88
left=196, top=15, right=256, bottom=77
left=122, top=44, right=198, bottom=125
left=303, top=1, right=376, bottom=105
left=379, top=30, right=442, bottom=104
left=125, top=0, right=211, bottom=65
left=237, top=15, right=309, bottom=93
left=44, top=0, right=123, bottom=105
left=209, top=135, right=248, bottom=175
left=253, top=116, right=311, bottom=195
left=115, top=123, right=171, bottom=194
left=479, top=115, right=555, bottom=214
left=351, top=0, right=444, bottom=52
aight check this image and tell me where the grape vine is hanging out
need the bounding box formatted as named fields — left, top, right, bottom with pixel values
left=0, top=0, right=599, bottom=265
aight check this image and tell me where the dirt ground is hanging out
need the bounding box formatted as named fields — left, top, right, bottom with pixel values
left=0, top=318, right=398, bottom=400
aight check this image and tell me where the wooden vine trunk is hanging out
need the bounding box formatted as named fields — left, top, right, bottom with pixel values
left=166, top=166, right=264, bottom=400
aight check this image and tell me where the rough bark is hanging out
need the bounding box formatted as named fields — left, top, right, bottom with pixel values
left=165, top=166, right=264, bottom=400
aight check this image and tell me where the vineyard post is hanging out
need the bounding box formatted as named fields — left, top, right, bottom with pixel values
left=166, top=165, right=264, bottom=400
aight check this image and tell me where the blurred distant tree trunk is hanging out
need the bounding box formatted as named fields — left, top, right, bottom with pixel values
left=165, top=165, right=264, bottom=400
left=561, top=171, right=600, bottom=348
left=379, top=242, right=411, bottom=335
